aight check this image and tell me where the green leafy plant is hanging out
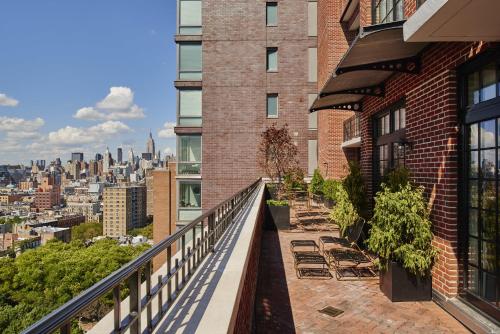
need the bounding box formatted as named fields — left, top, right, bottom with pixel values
left=283, top=166, right=306, bottom=193
left=383, top=166, right=411, bottom=192
left=329, top=184, right=360, bottom=236
left=343, top=161, right=368, bottom=219
left=367, top=184, right=438, bottom=276
left=322, top=179, right=342, bottom=202
left=266, top=199, right=289, bottom=207
left=308, top=169, right=324, bottom=195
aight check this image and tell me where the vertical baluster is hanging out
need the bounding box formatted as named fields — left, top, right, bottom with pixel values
left=200, top=220, right=205, bottom=256
left=129, top=270, right=141, bottom=334
left=175, top=259, right=179, bottom=293
left=197, top=238, right=201, bottom=265
left=113, top=286, right=121, bottom=332
left=145, top=261, right=152, bottom=331
left=192, top=227, right=196, bottom=268
left=208, top=213, right=215, bottom=252
left=181, top=235, right=186, bottom=284
left=187, top=247, right=192, bottom=277
left=204, top=231, right=209, bottom=256
left=158, top=275, right=163, bottom=316
left=167, top=246, right=172, bottom=303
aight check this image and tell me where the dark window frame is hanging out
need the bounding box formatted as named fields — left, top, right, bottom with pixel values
left=371, top=0, right=405, bottom=25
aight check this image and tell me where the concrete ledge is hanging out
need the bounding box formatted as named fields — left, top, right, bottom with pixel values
left=341, top=136, right=361, bottom=148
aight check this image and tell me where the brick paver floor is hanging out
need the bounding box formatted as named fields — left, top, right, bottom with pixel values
left=255, top=229, right=470, bottom=334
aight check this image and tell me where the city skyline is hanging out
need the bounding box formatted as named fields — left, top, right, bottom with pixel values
left=0, top=1, right=178, bottom=165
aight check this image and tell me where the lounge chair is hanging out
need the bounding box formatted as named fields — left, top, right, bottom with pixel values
left=325, top=247, right=377, bottom=280
left=293, top=251, right=331, bottom=279
left=318, top=218, right=365, bottom=254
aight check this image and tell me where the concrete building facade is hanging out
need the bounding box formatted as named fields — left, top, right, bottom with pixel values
left=103, top=185, right=147, bottom=237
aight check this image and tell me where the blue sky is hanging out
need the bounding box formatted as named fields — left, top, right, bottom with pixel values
left=0, top=0, right=177, bottom=164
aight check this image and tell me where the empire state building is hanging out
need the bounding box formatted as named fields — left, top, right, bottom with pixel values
left=147, top=131, right=156, bottom=157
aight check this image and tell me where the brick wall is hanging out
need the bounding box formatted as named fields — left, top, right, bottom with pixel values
left=202, top=0, right=317, bottom=210
left=317, top=0, right=357, bottom=179
left=359, top=42, right=493, bottom=297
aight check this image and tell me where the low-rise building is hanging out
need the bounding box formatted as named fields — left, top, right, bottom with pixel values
left=34, top=226, right=71, bottom=245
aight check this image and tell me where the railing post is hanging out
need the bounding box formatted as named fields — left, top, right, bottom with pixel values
left=145, top=261, right=152, bottom=331
left=197, top=238, right=201, bottom=266
left=113, top=286, right=121, bottom=332
left=129, top=270, right=141, bottom=334
left=208, top=213, right=215, bottom=252
left=158, top=275, right=163, bottom=316
left=181, top=235, right=186, bottom=284
left=167, top=245, right=172, bottom=303
left=187, top=247, right=192, bottom=277
left=174, top=259, right=179, bottom=293
left=192, top=227, right=196, bottom=267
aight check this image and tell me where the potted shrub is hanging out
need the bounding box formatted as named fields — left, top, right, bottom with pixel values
left=321, top=179, right=341, bottom=209
left=308, top=169, right=324, bottom=205
left=258, top=124, right=299, bottom=230
left=329, top=184, right=359, bottom=236
left=367, top=181, right=438, bottom=302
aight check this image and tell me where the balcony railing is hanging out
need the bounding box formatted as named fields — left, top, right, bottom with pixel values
left=343, top=114, right=361, bottom=142
left=23, top=179, right=261, bottom=334
left=177, top=162, right=201, bottom=175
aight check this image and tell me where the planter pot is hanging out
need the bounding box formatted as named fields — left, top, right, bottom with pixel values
left=380, top=261, right=432, bottom=302
left=266, top=205, right=290, bottom=230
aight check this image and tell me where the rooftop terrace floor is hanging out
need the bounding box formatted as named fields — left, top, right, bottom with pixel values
left=254, top=228, right=470, bottom=334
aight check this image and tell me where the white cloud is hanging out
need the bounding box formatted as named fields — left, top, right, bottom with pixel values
left=163, top=147, right=173, bottom=155
left=74, top=87, right=145, bottom=121
left=0, top=93, right=19, bottom=107
left=0, top=116, right=44, bottom=132
left=48, top=121, right=132, bottom=146
left=158, top=122, right=176, bottom=138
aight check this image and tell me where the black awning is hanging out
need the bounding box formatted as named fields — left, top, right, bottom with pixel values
left=311, top=21, right=427, bottom=113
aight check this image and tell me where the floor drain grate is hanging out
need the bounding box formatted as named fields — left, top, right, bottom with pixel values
left=318, top=306, right=344, bottom=318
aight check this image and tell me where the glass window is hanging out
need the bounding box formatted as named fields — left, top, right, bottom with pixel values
left=178, top=181, right=201, bottom=221
left=179, top=0, right=202, bottom=35
left=266, top=2, right=278, bottom=26
left=308, top=94, right=318, bottom=129
left=179, top=43, right=202, bottom=80
left=267, top=94, right=278, bottom=118
left=467, top=62, right=500, bottom=107
left=307, top=1, right=317, bottom=37
left=308, top=140, right=318, bottom=176
left=179, top=89, right=202, bottom=126
left=373, top=0, right=404, bottom=24
left=267, top=47, right=278, bottom=72
left=178, top=135, right=202, bottom=175
left=308, top=48, right=317, bottom=82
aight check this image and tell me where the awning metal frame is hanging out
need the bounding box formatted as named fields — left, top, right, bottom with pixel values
left=319, top=83, right=385, bottom=98
left=311, top=102, right=362, bottom=113
left=336, top=55, right=421, bottom=75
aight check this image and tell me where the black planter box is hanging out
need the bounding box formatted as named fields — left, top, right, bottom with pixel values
left=267, top=205, right=290, bottom=230
left=380, top=261, right=432, bottom=302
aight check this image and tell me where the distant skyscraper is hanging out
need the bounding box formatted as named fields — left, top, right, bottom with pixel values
left=147, top=131, right=156, bottom=155
left=142, top=153, right=153, bottom=161
left=95, top=153, right=103, bottom=161
left=103, top=147, right=111, bottom=174
left=71, top=153, right=84, bottom=162
left=117, top=147, right=123, bottom=164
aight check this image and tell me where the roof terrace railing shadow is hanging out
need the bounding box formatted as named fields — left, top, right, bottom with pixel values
left=22, top=179, right=262, bottom=334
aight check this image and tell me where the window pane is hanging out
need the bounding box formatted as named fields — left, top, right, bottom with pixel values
left=179, top=182, right=201, bottom=208
left=384, top=114, right=390, bottom=134
left=469, top=237, right=478, bottom=266
left=308, top=140, right=318, bottom=175
left=395, top=0, right=404, bottom=21
left=468, top=71, right=480, bottom=106
left=481, top=272, right=497, bottom=302
left=481, top=149, right=496, bottom=179
left=267, top=48, right=278, bottom=71
left=308, top=48, right=317, bottom=82
left=266, top=2, right=277, bottom=26
left=179, top=43, right=202, bottom=79
left=481, top=63, right=497, bottom=102
left=470, top=123, right=479, bottom=150
left=470, top=150, right=479, bottom=178
left=469, top=208, right=478, bottom=237
left=482, top=210, right=496, bottom=241
left=307, top=2, right=317, bottom=36
left=394, top=109, right=400, bottom=131
left=480, top=119, right=496, bottom=148
left=180, top=0, right=202, bottom=29
left=308, top=94, right=318, bottom=129
left=468, top=266, right=480, bottom=294
left=179, top=90, right=202, bottom=117
left=179, top=136, right=201, bottom=162
left=267, top=94, right=278, bottom=117
left=482, top=242, right=496, bottom=273
left=481, top=181, right=495, bottom=210
left=469, top=180, right=478, bottom=207
left=400, top=108, right=406, bottom=128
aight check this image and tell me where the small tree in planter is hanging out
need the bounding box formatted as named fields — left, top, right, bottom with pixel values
left=329, top=184, right=360, bottom=236
left=258, top=124, right=298, bottom=229
left=258, top=123, right=298, bottom=200
left=367, top=181, right=438, bottom=302
left=309, top=169, right=324, bottom=196
left=343, top=161, right=368, bottom=219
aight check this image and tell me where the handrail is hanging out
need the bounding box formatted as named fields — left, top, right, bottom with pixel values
left=343, top=113, right=361, bottom=142
left=23, top=178, right=262, bottom=334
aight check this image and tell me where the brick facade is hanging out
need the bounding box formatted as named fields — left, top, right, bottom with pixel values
left=317, top=0, right=357, bottom=179
left=317, top=0, right=498, bottom=300
left=201, top=0, right=317, bottom=210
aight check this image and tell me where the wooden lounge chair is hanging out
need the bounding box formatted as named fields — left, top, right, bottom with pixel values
left=319, top=218, right=365, bottom=254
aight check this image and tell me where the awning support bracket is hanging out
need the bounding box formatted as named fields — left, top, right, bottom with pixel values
left=319, top=83, right=385, bottom=98
left=336, top=56, right=421, bottom=75
left=311, top=102, right=362, bottom=113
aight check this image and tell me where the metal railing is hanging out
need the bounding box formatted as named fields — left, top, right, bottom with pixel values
left=343, top=113, right=361, bottom=142
left=23, top=179, right=262, bottom=334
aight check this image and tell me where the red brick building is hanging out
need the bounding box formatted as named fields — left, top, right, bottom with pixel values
left=173, top=0, right=319, bottom=223
left=312, top=0, right=500, bottom=328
